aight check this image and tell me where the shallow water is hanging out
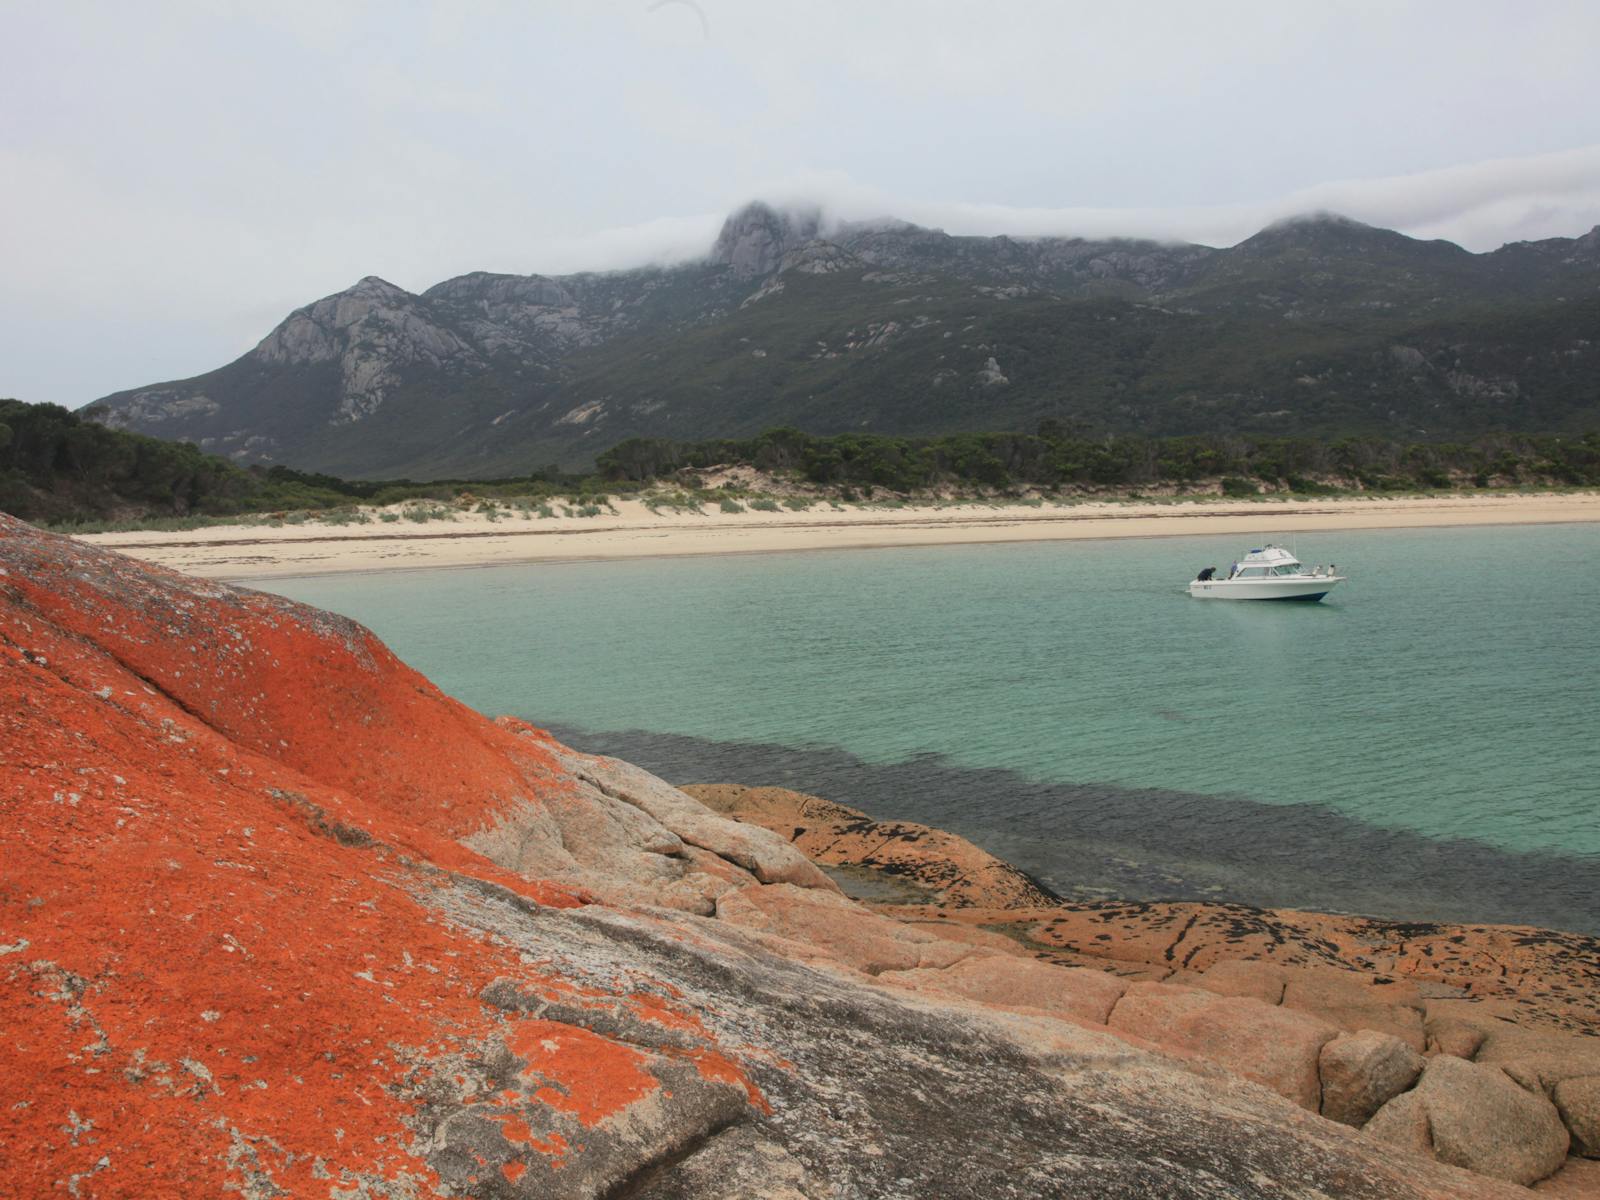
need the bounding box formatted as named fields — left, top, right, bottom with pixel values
left=261, top=523, right=1600, bottom=931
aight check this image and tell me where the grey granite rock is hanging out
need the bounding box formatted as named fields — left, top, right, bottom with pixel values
left=1320, top=1030, right=1425, bottom=1127
left=1365, top=1055, right=1569, bottom=1185
left=1553, top=1076, right=1600, bottom=1158
left=416, top=880, right=1523, bottom=1199
left=710, top=201, right=823, bottom=277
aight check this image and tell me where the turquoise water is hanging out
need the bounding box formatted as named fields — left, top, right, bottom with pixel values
left=261, top=523, right=1600, bottom=928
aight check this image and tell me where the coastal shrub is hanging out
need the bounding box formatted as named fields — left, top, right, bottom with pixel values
left=1220, top=477, right=1258, bottom=497
left=575, top=504, right=602, bottom=517
left=44, top=513, right=223, bottom=534
left=537, top=504, right=555, bottom=518
left=749, top=498, right=781, bottom=511
left=718, top=497, right=745, bottom=513
left=1357, top=473, right=1408, bottom=491
left=378, top=511, right=400, bottom=523
left=647, top=491, right=702, bottom=513
left=1284, top=475, right=1336, bottom=494
left=783, top=497, right=812, bottom=511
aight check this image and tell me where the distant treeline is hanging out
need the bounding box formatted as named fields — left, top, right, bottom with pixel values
left=2, top=401, right=280, bottom=521
left=0, top=401, right=601, bottom=524
left=597, top=425, right=1600, bottom=493
left=5, top=400, right=1599, bottom=527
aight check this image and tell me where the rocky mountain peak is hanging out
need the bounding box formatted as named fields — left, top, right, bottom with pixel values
left=255, top=276, right=429, bottom=363
left=1236, top=211, right=1467, bottom=262
left=1267, top=210, right=1369, bottom=231
left=247, top=274, right=477, bottom=425
left=424, top=271, right=575, bottom=310
left=1242, top=211, right=1379, bottom=249
left=346, top=274, right=415, bottom=301
left=709, top=201, right=824, bottom=277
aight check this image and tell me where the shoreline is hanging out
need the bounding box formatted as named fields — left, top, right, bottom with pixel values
left=71, top=490, right=1600, bottom=579
left=685, top=783, right=1600, bottom=1036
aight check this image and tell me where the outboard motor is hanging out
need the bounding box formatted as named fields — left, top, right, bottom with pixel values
left=1196, top=566, right=1216, bottom=582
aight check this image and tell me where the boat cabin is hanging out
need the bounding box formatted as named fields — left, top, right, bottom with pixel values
left=1229, top=546, right=1306, bottom=579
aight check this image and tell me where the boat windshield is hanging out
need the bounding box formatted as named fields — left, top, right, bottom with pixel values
left=1272, top=564, right=1303, bottom=576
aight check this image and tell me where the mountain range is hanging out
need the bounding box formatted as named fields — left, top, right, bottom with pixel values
left=87, top=203, right=1600, bottom=479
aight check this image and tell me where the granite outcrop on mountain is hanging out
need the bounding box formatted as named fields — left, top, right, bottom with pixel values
left=9, top=515, right=1597, bottom=1195
left=86, top=204, right=1600, bottom=479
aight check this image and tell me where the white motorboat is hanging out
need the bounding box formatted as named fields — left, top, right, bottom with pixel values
left=1189, top=545, right=1344, bottom=601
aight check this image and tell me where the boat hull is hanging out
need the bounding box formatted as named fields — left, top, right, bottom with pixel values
left=1188, top=578, right=1342, bottom=601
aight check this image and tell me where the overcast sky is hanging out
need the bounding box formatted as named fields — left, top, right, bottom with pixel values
left=4, top=0, right=1599, bottom=406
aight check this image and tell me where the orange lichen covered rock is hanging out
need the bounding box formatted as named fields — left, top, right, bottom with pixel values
left=0, top=513, right=572, bottom=840
left=0, top=516, right=766, bottom=1196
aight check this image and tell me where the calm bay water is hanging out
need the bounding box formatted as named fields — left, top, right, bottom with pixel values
left=260, top=523, right=1600, bottom=932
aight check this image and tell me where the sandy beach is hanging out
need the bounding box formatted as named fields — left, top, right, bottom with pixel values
left=72, top=491, right=1600, bottom=580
